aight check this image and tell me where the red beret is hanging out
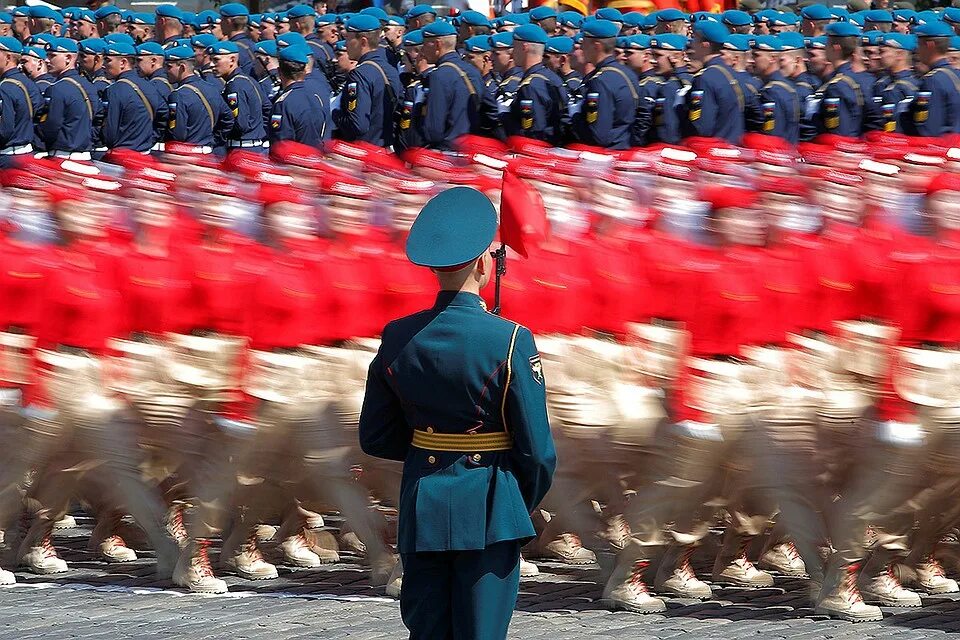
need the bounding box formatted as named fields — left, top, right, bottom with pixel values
left=700, top=185, right=758, bottom=211
left=320, top=173, right=373, bottom=199
left=259, top=183, right=310, bottom=207
left=270, top=140, right=325, bottom=169
left=223, top=150, right=276, bottom=178
left=199, top=175, right=240, bottom=197
left=927, top=172, right=960, bottom=196
left=125, top=167, right=177, bottom=194
left=506, top=136, right=553, bottom=158
left=163, top=142, right=222, bottom=167
left=655, top=161, right=695, bottom=181
left=103, top=148, right=159, bottom=172
left=364, top=150, right=407, bottom=174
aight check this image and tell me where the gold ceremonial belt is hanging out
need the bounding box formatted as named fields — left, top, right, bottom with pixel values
left=411, top=429, right=513, bottom=452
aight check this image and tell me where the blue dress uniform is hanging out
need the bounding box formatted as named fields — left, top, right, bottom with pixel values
left=360, top=187, right=555, bottom=640
left=879, top=69, right=918, bottom=133
left=38, top=41, right=100, bottom=156
left=815, top=60, right=883, bottom=137
left=269, top=46, right=329, bottom=148
left=164, top=46, right=235, bottom=151
left=909, top=24, right=960, bottom=136
left=0, top=39, right=40, bottom=157
left=211, top=43, right=267, bottom=150
left=396, top=66, right=431, bottom=154
left=100, top=46, right=165, bottom=152
left=760, top=70, right=801, bottom=145
left=420, top=22, right=485, bottom=150
left=562, top=70, right=583, bottom=97
left=503, top=26, right=568, bottom=145
left=334, top=18, right=402, bottom=148
left=686, top=58, right=746, bottom=144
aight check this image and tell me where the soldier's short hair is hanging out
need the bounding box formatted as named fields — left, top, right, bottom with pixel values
left=279, top=57, right=306, bottom=78
left=926, top=35, right=951, bottom=54
left=831, top=34, right=859, bottom=58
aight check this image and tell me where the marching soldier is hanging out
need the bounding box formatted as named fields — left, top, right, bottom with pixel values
left=650, top=34, right=689, bottom=144
left=815, top=22, right=883, bottom=137
left=209, top=41, right=267, bottom=151
left=877, top=33, right=917, bottom=133
left=0, top=37, right=38, bottom=162
left=910, top=22, right=960, bottom=136
left=38, top=38, right=101, bottom=160
left=100, top=42, right=164, bottom=152
left=137, top=42, right=173, bottom=99
left=419, top=21, right=485, bottom=149
left=395, top=29, right=431, bottom=153
left=360, top=187, right=556, bottom=639
left=544, top=36, right=583, bottom=98
left=504, top=25, right=568, bottom=146
left=163, top=45, right=234, bottom=153
left=754, top=36, right=801, bottom=144
left=269, top=45, right=328, bottom=147
left=686, top=21, right=746, bottom=144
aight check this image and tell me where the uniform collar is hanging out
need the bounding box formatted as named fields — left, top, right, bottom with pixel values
left=835, top=61, right=854, bottom=75
left=705, top=57, right=730, bottom=70
left=765, top=70, right=785, bottom=82
left=523, top=61, right=546, bottom=77
left=229, top=33, right=251, bottom=43
left=433, top=290, right=484, bottom=310
left=181, top=73, right=202, bottom=85
left=359, top=49, right=380, bottom=63
left=119, top=70, right=138, bottom=81
left=438, top=51, right=461, bottom=64
left=893, top=69, right=914, bottom=79
left=59, top=68, right=79, bottom=79
left=931, top=58, right=951, bottom=70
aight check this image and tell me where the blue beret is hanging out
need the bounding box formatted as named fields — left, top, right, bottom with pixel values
left=806, top=35, right=826, bottom=49
left=278, top=43, right=309, bottom=63
left=545, top=35, right=573, bottom=54
left=29, top=33, right=55, bottom=47
left=220, top=3, right=249, bottom=18
left=180, top=11, right=199, bottom=27
left=501, top=12, right=529, bottom=25
left=951, top=35, right=960, bottom=51
left=530, top=6, right=558, bottom=20
left=334, top=39, right=347, bottom=52
left=248, top=13, right=262, bottom=26
left=253, top=40, right=277, bottom=56
left=893, top=9, right=916, bottom=22
left=137, top=42, right=165, bottom=56
left=78, top=38, right=105, bottom=54
left=944, top=8, right=960, bottom=24
left=422, top=20, right=456, bottom=37
left=692, top=19, right=729, bottom=44
left=861, top=30, right=883, bottom=46
left=22, top=45, right=45, bottom=59
left=778, top=31, right=805, bottom=50
left=104, top=33, right=135, bottom=45
left=595, top=7, right=624, bottom=23
left=278, top=10, right=290, bottom=23
left=622, top=11, right=644, bottom=27
left=345, top=14, right=381, bottom=32
left=513, top=24, right=548, bottom=44
left=626, top=34, right=651, bottom=49
left=286, top=4, right=315, bottom=18
left=94, top=6, right=120, bottom=19
left=489, top=31, right=513, bottom=48
left=800, top=4, right=832, bottom=20
left=558, top=11, right=584, bottom=28
left=616, top=35, right=630, bottom=48
left=155, top=4, right=182, bottom=20
left=916, top=21, right=954, bottom=38
left=723, top=33, right=751, bottom=51
left=50, top=38, right=79, bottom=53
left=104, top=42, right=136, bottom=56
left=208, top=41, right=239, bottom=55
left=386, top=15, right=404, bottom=25
left=651, top=33, right=687, bottom=50
left=261, top=12, right=278, bottom=24
left=572, top=32, right=583, bottom=44
left=276, top=32, right=307, bottom=48
left=881, top=32, right=916, bottom=50
left=751, top=35, right=780, bottom=51
left=0, top=37, right=21, bottom=54
left=459, top=10, right=489, bottom=26
left=642, top=13, right=658, bottom=28
left=771, top=12, right=799, bottom=26
left=582, top=18, right=620, bottom=38
left=405, top=187, right=497, bottom=269
left=11, top=7, right=28, bottom=17
left=464, top=35, right=490, bottom=52
left=403, top=29, right=424, bottom=46
left=913, top=11, right=939, bottom=26
left=29, top=6, right=58, bottom=20
left=826, top=21, right=861, bottom=37
left=316, top=14, right=337, bottom=24
left=190, top=34, right=218, bottom=48
left=865, top=9, right=892, bottom=23
left=407, top=5, right=437, bottom=18
left=721, top=9, right=751, bottom=27
left=75, top=9, right=95, bottom=23
left=196, top=10, right=218, bottom=25
left=164, top=45, right=195, bottom=61
left=133, top=13, right=155, bottom=25
left=173, top=38, right=192, bottom=47
left=360, top=7, right=389, bottom=21
left=0, top=13, right=12, bottom=26
left=657, top=8, right=686, bottom=22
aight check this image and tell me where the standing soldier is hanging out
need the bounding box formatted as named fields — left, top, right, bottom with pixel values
left=419, top=21, right=484, bottom=150
left=100, top=42, right=164, bottom=152
left=335, top=15, right=401, bottom=148
left=38, top=38, right=100, bottom=160
left=505, top=25, right=568, bottom=146
left=816, top=22, right=883, bottom=137
left=910, top=22, right=960, bottom=136
left=0, top=37, right=39, bottom=161
left=270, top=45, right=328, bottom=147
left=685, top=21, right=745, bottom=144
left=572, top=19, right=638, bottom=150
left=209, top=41, right=267, bottom=152
left=163, top=45, right=234, bottom=154
left=360, top=187, right=556, bottom=640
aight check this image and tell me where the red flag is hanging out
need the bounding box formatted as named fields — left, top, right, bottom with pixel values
left=499, top=165, right=548, bottom=258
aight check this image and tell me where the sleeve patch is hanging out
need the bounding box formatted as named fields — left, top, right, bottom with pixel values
left=529, top=354, right=543, bottom=385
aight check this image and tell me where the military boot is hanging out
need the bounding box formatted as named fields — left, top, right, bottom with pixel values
left=0, top=567, right=14, bottom=585
left=90, top=515, right=137, bottom=563
left=519, top=554, right=540, bottom=577
left=914, top=556, right=958, bottom=595
left=223, top=529, right=278, bottom=581
left=280, top=533, right=323, bottom=568
left=20, top=531, right=68, bottom=574
left=816, top=561, right=883, bottom=622
left=385, top=558, right=403, bottom=598
left=712, top=532, right=774, bottom=587
left=603, top=549, right=667, bottom=614
left=759, top=541, right=807, bottom=577
left=52, top=515, right=76, bottom=530
left=528, top=510, right=596, bottom=564
left=304, top=528, right=341, bottom=563
left=859, top=549, right=922, bottom=607
left=173, top=539, right=228, bottom=594
left=165, top=502, right=189, bottom=548
left=655, top=544, right=712, bottom=599
left=596, top=514, right=631, bottom=551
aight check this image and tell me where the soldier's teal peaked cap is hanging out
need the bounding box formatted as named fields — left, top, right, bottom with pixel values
left=406, top=187, right=497, bottom=269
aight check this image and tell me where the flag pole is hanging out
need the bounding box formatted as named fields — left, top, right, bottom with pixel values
left=491, top=243, right=506, bottom=316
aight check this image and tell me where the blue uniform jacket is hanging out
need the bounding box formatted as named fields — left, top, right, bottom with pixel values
left=562, top=69, right=583, bottom=98
left=504, top=62, right=568, bottom=145
left=335, top=49, right=402, bottom=147
left=166, top=74, right=234, bottom=147
left=359, top=290, right=556, bottom=554
left=305, top=69, right=333, bottom=140
left=306, top=34, right=334, bottom=69
left=395, top=69, right=430, bottom=153
left=148, top=71, right=173, bottom=99
left=100, top=70, right=164, bottom=151
left=910, top=59, right=960, bottom=137
left=229, top=33, right=258, bottom=77
left=816, top=62, right=882, bottom=137
left=685, top=57, right=745, bottom=144
left=421, top=52, right=484, bottom=150
left=878, top=69, right=918, bottom=133
left=223, top=69, right=266, bottom=143
left=573, top=55, right=638, bottom=150
left=269, top=80, right=328, bottom=147
left=38, top=69, right=100, bottom=153
left=0, top=69, right=40, bottom=149
left=654, top=72, right=689, bottom=144
left=759, top=71, right=801, bottom=145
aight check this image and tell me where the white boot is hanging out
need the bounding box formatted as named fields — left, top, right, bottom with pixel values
left=385, top=558, right=403, bottom=598
left=759, top=542, right=806, bottom=577
left=0, top=568, right=14, bottom=585
left=655, top=545, right=712, bottom=599
left=519, top=554, right=540, bottom=577
left=173, top=539, right=228, bottom=594
left=100, top=535, right=138, bottom=563
left=223, top=531, right=278, bottom=580
left=280, top=534, right=323, bottom=568
left=915, top=557, right=959, bottom=595
left=603, top=556, right=666, bottom=614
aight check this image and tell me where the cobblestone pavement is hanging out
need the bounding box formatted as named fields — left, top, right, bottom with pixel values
left=2, top=517, right=960, bottom=639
